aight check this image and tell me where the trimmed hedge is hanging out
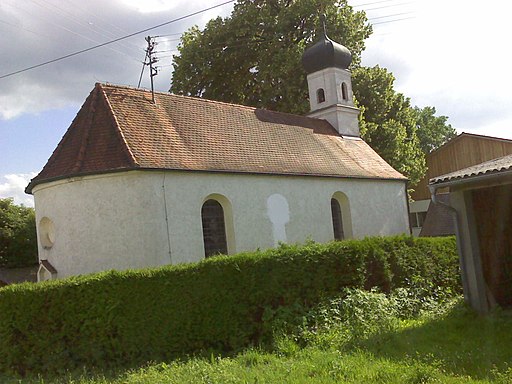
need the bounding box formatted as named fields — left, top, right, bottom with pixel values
left=0, top=236, right=459, bottom=374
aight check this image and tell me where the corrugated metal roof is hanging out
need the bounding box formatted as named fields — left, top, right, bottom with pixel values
left=430, top=153, right=512, bottom=185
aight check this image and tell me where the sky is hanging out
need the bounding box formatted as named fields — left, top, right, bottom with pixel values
left=1, top=0, right=511, bottom=207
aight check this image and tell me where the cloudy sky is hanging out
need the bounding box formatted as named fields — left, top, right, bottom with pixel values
left=1, top=0, right=511, bottom=206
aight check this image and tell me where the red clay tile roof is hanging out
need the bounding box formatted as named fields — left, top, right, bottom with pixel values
left=27, top=83, right=405, bottom=192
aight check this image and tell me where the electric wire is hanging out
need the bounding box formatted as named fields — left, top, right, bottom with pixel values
left=368, top=12, right=413, bottom=21
left=364, top=1, right=414, bottom=12
left=352, top=0, right=400, bottom=8
left=33, top=0, right=142, bottom=56
left=4, top=0, right=141, bottom=63
left=372, top=16, right=415, bottom=25
left=1, top=0, right=414, bottom=81
left=66, top=0, right=132, bottom=36
left=0, top=0, right=236, bottom=80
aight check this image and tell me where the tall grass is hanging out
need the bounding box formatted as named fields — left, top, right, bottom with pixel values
left=3, top=290, right=512, bottom=383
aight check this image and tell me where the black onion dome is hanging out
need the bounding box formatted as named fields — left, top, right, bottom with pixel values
left=302, top=33, right=352, bottom=74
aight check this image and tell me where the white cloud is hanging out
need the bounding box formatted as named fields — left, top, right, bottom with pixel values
left=358, top=0, right=512, bottom=138
left=2, top=0, right=511, bottom=140
left=118, top=0, right=180, bottom=13
left=0, top=0, right=234, bottom=119
left=0, top=173, right=37, bottom=207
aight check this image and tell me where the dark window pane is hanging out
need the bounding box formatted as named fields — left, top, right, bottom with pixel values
left=201, top=199, right=228, bottom=257
left=331, top=198, right=344, bottom=240
left=417, top=211, right=427, bottom=227
left=341, top=82, right=348, bottom=100
left=317, top=88, right=325, bottom=103
left=409, top=212, right=418, bottom=228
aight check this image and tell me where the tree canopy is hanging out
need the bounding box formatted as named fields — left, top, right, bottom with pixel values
left=0, top=198, right=38, bottom=268
left=170, top=0, right=455, bottom=186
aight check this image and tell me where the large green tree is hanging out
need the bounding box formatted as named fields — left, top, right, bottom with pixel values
left=414, top=106, right=457, bottom=154
left=170, top=0, right=454, bottom=186
left=172, top=0, right=370, bottom=115
left=0, top=198, right=38, bottom=268
left=352, top=66, right=426, bottom=184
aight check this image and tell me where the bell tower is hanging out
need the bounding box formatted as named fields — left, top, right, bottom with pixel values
left=302, top=17, right=359, bottom=137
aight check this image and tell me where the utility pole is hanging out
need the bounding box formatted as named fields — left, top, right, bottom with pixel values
left=143, top=35, right=158, bottom=103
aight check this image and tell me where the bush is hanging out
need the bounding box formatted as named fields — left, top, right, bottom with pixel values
left=292, top=288, right=402, bottom=349
left=0, top=198, right=38, bottom=268
left=0, top=235, right=459, bottom=375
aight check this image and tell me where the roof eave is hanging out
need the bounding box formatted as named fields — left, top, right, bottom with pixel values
left=26, top=167, right=407, bottom=194
left=429, top=168, right=512, bottom=193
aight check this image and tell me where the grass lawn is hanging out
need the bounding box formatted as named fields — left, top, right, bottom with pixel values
left=3, top=297, right=512, bottom=384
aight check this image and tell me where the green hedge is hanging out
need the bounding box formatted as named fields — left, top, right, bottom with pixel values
left=0, top=236, right=459, bottom=374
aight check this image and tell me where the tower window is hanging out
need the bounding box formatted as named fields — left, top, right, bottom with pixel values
left=201, top=199, right=228, bottom=257
left=317, top=88, right=326, bottom=103
left=341, top=82, right=348, bottom=101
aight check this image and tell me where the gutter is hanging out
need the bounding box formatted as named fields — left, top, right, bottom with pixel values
left=430, top=168, right=512, bottom=190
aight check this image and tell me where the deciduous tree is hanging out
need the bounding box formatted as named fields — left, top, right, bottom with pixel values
left=171, top=0, right=371, bottom=114
left=352, top=66, right=426, bottom=185
left=0, top=198, right=37, bottom=268
left=414, top=106, right=457, bottom=154
left=171, top=0, right=453, bottom=186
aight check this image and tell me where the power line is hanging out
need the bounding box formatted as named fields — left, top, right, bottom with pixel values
left=368, top=12, right=413, bottom=21
left=14, top=0, right=142, bottom=63
left=154, top=33, right=184, bottom=38
left=364, top=1, right=414, bottom=12
left=372, top=16, right=415, bottom=25
left=352, top=0, right=400, bottom=8
left=65, top=0, right=132, bottom=37
left=0, top=0, right=236, bottom=80
left=33, top=0, right=142, bottom=57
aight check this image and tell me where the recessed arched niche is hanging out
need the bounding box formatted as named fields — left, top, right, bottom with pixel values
left=39, top=217, right=55, bottom=249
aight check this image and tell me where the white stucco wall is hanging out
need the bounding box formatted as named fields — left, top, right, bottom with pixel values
left=32, top=170, right=409, bottom=279
left=306, top=67, right=360, bottom=137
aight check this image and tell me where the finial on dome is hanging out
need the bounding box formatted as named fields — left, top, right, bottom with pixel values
left=301, top=16, right=352, bottom=74
left=320, top=14, right=328, bottom=37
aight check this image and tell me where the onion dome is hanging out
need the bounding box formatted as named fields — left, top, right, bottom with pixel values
left=302, top=18, right=352, bottom=74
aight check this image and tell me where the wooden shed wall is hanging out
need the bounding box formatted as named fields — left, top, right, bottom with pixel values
left=412, top=134, right=512, bottom=200
left=472, top=184, right=512, bottom=307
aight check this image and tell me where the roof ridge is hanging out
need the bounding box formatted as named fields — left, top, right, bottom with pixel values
left=98, top=82, right=258, bottom=112
left=34, top=87, right=97, bottom=175
left=97, top=84, right=139, bottom=166
left=459, top=131, right=512, bottom=142
left=429, top=131, right=512, bottom=156
left=71, top=86, right=98, bottom=173
left=98, top=82, right=328, bottom=124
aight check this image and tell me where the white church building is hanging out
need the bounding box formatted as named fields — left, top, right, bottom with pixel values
left=27, top=31, right=410, bottom=281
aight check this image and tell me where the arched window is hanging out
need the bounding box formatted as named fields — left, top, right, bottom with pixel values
left=317, top=88, right=326, bottom=103
left=341, top=82, right=348, bottom=101
left=331, top=192, right=353, bottom=240
left=201, top=199, right=228, bottom=257
left=331, top=198, right=345, bottom=240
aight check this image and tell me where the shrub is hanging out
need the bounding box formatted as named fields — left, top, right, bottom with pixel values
left=0, top=198, right=37, bottom=268
left=0, top=235, right=459, bottom=375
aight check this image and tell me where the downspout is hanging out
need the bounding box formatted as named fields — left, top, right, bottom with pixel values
left=162, top=173, right=172, bottom=264
left=428, top=184, right=470, bottom=304
left=405, top=180, right=412, bottom=235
